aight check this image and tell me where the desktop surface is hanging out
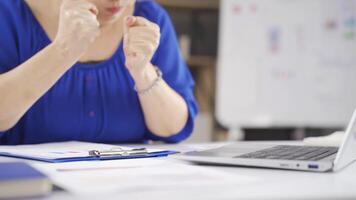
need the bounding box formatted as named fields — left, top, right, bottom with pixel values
left=0, top=141, right=355, bottom=200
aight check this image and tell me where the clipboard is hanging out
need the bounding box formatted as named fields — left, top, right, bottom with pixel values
left=0, top=141, right=178, bottom=163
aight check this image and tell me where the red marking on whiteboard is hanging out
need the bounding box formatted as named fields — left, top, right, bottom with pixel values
left=250, top=4, right=258, bottom=12
left=233, top=4, right=242, bottom=14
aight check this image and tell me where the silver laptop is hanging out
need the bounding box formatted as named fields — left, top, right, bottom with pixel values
left=175, top=109, right=356, bottom=172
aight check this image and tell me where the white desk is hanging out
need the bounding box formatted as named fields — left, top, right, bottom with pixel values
left=1, top=141, right=355, bottom=200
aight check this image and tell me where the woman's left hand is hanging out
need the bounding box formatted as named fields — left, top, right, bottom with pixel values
left=123, top=16, right=161, bottom=78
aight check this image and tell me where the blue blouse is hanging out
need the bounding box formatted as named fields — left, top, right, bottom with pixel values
left=0, top=0, right=198, bottom=145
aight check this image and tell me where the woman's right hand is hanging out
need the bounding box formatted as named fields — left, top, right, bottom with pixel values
left=54, top=0, right=100, bottom=59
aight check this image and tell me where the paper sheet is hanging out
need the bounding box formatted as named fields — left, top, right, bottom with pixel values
left=33, top=158, right=259, bottom=199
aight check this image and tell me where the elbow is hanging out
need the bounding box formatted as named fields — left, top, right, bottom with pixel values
left=0, top=104, right=21, bottom=132
left=148, top=121, right=187, bottom=138
left=150, top=128, right=178, bottom=138
left=0, top=125, right=12, bottom=132
left=149, top=113, right=189, bottom=137
left=0, top=117, right=18, bottom=132
left=0, top=122, right=15, bottom=132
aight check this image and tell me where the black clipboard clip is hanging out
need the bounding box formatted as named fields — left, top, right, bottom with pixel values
left=88, top=147, right=148, bottom=157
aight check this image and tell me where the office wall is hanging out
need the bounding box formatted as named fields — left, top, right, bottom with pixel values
left=159, top=0, right=350, bottom=142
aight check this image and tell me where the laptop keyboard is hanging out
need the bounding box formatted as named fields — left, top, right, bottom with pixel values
left=235, top=145, right=338, bottom=161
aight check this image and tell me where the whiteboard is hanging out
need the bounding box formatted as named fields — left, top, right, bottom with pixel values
left=216, top=0, right=356, bottom=128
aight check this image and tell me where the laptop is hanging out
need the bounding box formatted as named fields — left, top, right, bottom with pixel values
left=175, top=109, right=356, bottom=172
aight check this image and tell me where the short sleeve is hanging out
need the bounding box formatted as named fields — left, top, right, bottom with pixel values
left=139, top=3, right=199, bottom=143
left=0, top=2, right=21, bottom=74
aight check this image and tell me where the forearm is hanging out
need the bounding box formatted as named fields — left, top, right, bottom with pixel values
left=133, top=64, right=189, bottom=137
left=0, top=43, right=78, bottom=131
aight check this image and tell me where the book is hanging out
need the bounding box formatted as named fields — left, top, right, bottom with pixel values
left=0, top=162, right=52, bottom=199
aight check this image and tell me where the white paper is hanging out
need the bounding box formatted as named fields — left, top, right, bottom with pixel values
left=33, top=158, right=259, bottom=198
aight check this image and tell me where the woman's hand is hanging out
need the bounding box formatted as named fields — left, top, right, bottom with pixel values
left=123, top=16, right=161, bottom=78
left=54, top=0, right=101, bottom=60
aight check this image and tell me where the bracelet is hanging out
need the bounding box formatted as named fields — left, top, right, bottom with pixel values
left=134, top=66, right=163, bottom=95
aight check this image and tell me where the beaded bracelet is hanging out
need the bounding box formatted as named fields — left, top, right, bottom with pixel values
left=134, top=66, right=163, bottom=95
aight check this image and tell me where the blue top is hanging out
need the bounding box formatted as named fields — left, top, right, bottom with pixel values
left=0, top=0, right=198, bottom=145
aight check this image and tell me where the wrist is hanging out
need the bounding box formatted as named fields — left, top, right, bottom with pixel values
left=51, top=39, right=82, bottom=62
left=131, top=64, right=163, bottom=93
left=48, top=42, right=80, bottom=70
left=129, top=63, right=157, bottom=87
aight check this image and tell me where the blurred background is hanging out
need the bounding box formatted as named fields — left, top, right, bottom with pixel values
left=156, top=0, right=356, bottom=143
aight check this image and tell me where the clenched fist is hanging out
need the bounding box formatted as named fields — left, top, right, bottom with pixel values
left=54, top=0, right=101, bottom=59
left=123, top=16, right=161, bottom=76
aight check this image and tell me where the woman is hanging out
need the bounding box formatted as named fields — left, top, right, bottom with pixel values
left=0, top=0, right=198, bottom=144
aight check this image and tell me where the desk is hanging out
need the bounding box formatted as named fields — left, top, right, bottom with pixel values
left=1, top=141, right=355, bottom=200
